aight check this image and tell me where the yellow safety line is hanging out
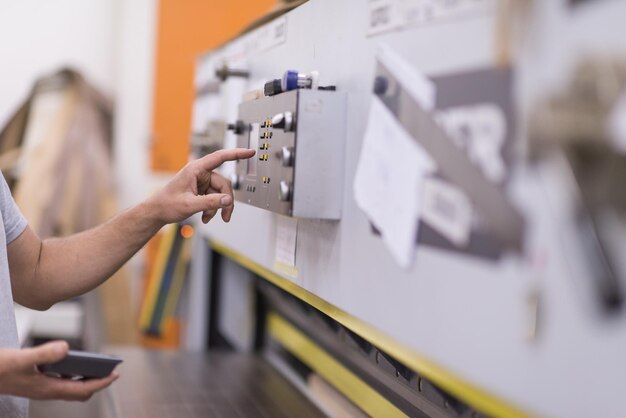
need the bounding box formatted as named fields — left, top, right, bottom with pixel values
left=210, top=239, right=531, bottom=418
left=268, top=312, right=408, bottom=418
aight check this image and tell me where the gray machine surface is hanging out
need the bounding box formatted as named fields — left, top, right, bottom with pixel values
left=191, top=1, right=626, bottom=416
left=232, top=89, right=346, bottom=219
left=103, top=347, right=324, bottom=418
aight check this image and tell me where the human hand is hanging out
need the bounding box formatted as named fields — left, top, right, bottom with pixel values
left=145, top=148, right=255, bottom=226
left=0, top=341, right=118, bottom=401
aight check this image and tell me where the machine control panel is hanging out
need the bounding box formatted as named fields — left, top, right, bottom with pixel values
left=232, top=89, right=346, bottom=219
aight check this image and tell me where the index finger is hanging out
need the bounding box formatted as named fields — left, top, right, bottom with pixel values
left=196, top=148, right=255, bottom=172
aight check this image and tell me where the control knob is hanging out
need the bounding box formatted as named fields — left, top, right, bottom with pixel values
left=271, top=112, right=294, bottom=132
left=280, top=146, right=294, bottom=167
left=279, top=181, right=292, bottom=202
left=227, top=120, right=246, bottom=135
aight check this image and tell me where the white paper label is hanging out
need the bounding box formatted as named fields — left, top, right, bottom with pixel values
left=367, top=0, right=405, bottom=35
left=421, top=177, right=472, bottom=246
left=435, top=103, right=507, bottom=183
left=354, top=97, right=435, bottom=268
left=275, top=216, right=298, bottom=267
left=367, top=0, right=493, bottom=36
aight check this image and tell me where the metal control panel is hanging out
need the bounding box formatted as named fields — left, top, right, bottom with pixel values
left=232, top=89, right=346, bottom=219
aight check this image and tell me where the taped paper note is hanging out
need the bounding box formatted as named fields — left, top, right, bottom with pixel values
left=367, top=0, right=493, bottom=36
left=367, top=0, right=405, bottom=36
left=354, top=97, right=435, bottom=268
left=275, top=216, right=298, bottom=268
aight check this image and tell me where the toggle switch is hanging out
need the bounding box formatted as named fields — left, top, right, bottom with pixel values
left=279, top=181, right=292, bottom=201
left=280, top=146, right=294, bottom=167
left=227, top=120, right=246, bottom=135
left=271, top=112, right=294, bottom=132
left=215, top=64, right=249, bottom=81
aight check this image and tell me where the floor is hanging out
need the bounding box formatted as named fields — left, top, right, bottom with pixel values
left=30, top=346, right=325, bottom=418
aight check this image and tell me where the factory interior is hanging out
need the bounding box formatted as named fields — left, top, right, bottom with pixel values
left=1, top=0, right=626, bottom=417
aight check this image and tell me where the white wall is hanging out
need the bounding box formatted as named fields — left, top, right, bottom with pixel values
left=112, top=0, right=159, bottom=306
left=112, top=0, right=158, bottom=210
left=0, top=0, right=160, bottom=307
left=0, top=0, right=159, bottom=209
left=0, top=1, right=117, bottom=128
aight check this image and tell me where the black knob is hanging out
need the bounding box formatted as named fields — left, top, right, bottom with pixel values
left=227, top=120, right=246, bottom=135
left=373, top=76, right=388, bottom=96
left=215, top=64, right=249, bottom=81
left=264, top=79, right=283, bottom=97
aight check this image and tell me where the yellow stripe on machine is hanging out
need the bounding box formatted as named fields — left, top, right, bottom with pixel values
left=268, top=312, right=408, bottom=418
left=210, top=239, right=531, bottom=418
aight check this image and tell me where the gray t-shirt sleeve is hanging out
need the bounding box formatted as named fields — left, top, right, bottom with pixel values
left=0, top=172, right=27, bottom=244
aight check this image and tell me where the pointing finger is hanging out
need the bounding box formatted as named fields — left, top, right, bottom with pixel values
left=196, top=148, right=255, bottom=173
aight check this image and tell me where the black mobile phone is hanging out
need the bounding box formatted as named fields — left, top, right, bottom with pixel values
left=38, top=350, right=123, bottom=380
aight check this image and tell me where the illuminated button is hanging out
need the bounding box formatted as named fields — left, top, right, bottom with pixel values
left=180, top=225, right=194, bottom=239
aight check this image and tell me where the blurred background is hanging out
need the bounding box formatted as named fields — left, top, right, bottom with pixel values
left=4, top=1, right=626, bottom=417
left=0, top=0, right=278, bottom=350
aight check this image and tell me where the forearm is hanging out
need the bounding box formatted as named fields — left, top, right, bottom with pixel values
left=9, top=148, right=254, bottom=310
left=34, top=201, right=164, bottom=308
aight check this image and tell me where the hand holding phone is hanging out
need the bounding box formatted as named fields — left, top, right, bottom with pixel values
left=38, top=350, right=123, bottom=380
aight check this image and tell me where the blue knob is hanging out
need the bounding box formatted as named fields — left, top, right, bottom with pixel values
left=282, top=70, right=299, bottom=91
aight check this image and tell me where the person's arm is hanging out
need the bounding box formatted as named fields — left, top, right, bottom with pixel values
left=8, top=148, right=254, bottom=310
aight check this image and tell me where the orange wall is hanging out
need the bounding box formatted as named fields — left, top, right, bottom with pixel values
left=151, top=0, right=276, bottom=172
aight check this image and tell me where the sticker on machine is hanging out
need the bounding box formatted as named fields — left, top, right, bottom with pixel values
left=274, top=215, right=299, bottom=278
left=420, top=177, right=472, bottom=247
left=366, top=0, right=494, bottom=36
